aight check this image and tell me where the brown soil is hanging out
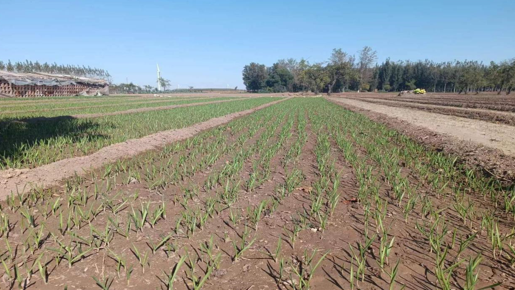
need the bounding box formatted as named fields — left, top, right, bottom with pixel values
left=328, top=97, right=515, bottom=182
left=352, top=98, right=515, bottom=126
left=0, top=97, right=290, bottom=199
left=344, top=92, right=515, bottom=113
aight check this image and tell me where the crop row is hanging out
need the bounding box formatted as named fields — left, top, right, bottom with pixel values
left=0, top=95, right=140, bottom=104
left=0, top=98, right=307, bottom=289
left=0, top=95, right=162, bottom=110
left=0, top=97, right=281, bottom=169
left=312, top=99, right=513, bottom=289
left=0, top=97, right=227, bottom=118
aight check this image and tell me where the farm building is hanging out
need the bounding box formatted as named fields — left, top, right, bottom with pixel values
left=0, top=71, right=109, bottom=97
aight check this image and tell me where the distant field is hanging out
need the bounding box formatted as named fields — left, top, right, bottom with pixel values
left=0, top=96, right=240, bottom=118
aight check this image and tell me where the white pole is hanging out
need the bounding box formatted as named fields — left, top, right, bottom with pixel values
left=156, top=64, right=162, bottom=91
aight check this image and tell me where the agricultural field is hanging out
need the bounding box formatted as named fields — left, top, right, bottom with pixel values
left=0, top=96, right=514, bottom=290
left=329, top=94, right=515, bottom=182
left=342, top=93, right=515, bottom=125
left=0, top=96, right=277, bottom=169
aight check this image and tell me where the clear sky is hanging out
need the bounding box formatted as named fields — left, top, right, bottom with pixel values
left=1, top=0, right=513, bottom=89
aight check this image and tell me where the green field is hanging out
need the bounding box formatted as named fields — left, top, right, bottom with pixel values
left=0, top=97, right=511, bottom=290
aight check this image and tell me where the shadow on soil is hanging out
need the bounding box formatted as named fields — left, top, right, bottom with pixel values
left=0, top=116, right=110, bottom=167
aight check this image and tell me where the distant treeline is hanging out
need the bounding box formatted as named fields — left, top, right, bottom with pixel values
left=111, top=82, right=241, bottom=94
left=0, top=60, right=111, bottom=80
left=242, top=47, right=515, bottom=94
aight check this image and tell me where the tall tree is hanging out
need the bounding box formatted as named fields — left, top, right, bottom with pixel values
left=304, top=63, right=330, bottom=94
left=159, top=78, right=171, bottom=91
left=499, top=59, right=515, bottom=94
left=242, top=63, right=268, bottom=92
left=357, top=46, right=377, bottom=91
left=327, top=49, right=355, bottom=95
left=266, top=63, right=294, bottom=92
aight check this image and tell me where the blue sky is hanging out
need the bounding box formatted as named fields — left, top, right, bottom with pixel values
left=1, top=0, right=513, bottom=89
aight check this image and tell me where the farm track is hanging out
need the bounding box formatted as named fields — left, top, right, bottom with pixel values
left=2, top=98, right=514, bottom=289
left=329, top=97, right=515, bottom=182
left=0, top=97, right=211, bottom=114
left=0, top=97, right=290, bottom=198
left=350, top=97, right=515, bottom=126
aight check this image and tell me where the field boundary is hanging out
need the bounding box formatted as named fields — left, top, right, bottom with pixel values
left=327, top=97, right=515, bottom=184
left=0, top=97, right=290, bottom=199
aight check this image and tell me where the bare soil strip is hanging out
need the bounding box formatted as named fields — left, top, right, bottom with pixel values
left=360, top=96, right=515, bottom=112
left=353, top=97, right=515, bottom=125
left=0, top=98, right=289, bottom=199
left=328, top=97, right=515, bottom=182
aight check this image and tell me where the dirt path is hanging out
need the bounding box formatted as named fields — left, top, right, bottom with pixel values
left=352, top=98, right=515, bottom=125
left=0, top=98, right=290, bottom=199
left=329, top=97, right=515, bottom=182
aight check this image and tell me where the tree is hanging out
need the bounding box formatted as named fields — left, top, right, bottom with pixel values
left=304, top=63, right=330, bottom=94
left=6, top=60, right=14, bottom=72
left=158, top=78, right=171, bottom=91
left=241, top=51, right=514, bottom=94
left=326, top=49, right=355, bottom=95
left=440, top=62, right=454, bottom=92
left=428, top=61, right=440, bottom=92
left=498, top=59, right=515, bottom=94
left=378, top=58, right=393, bottom=91
left=242, top=63, right=267, bottom=92
left=390, top=62, right=404, bottom=91
left=266, top=63, right=294, bottom=92
left=358, top=46, right=377, bottom=91
left=0, top=59, right=109, bottom=79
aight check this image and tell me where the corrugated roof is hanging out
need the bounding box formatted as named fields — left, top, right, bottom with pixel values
left=0, top=71, right=108, bottom=86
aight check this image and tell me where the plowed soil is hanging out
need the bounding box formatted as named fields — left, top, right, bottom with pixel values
left=351, top=98, right=515, bottom=126
left=347, top=92, right=515, bottom=113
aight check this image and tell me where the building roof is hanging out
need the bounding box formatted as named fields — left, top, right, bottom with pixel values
left=0, top=71, right=109, bottom=86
